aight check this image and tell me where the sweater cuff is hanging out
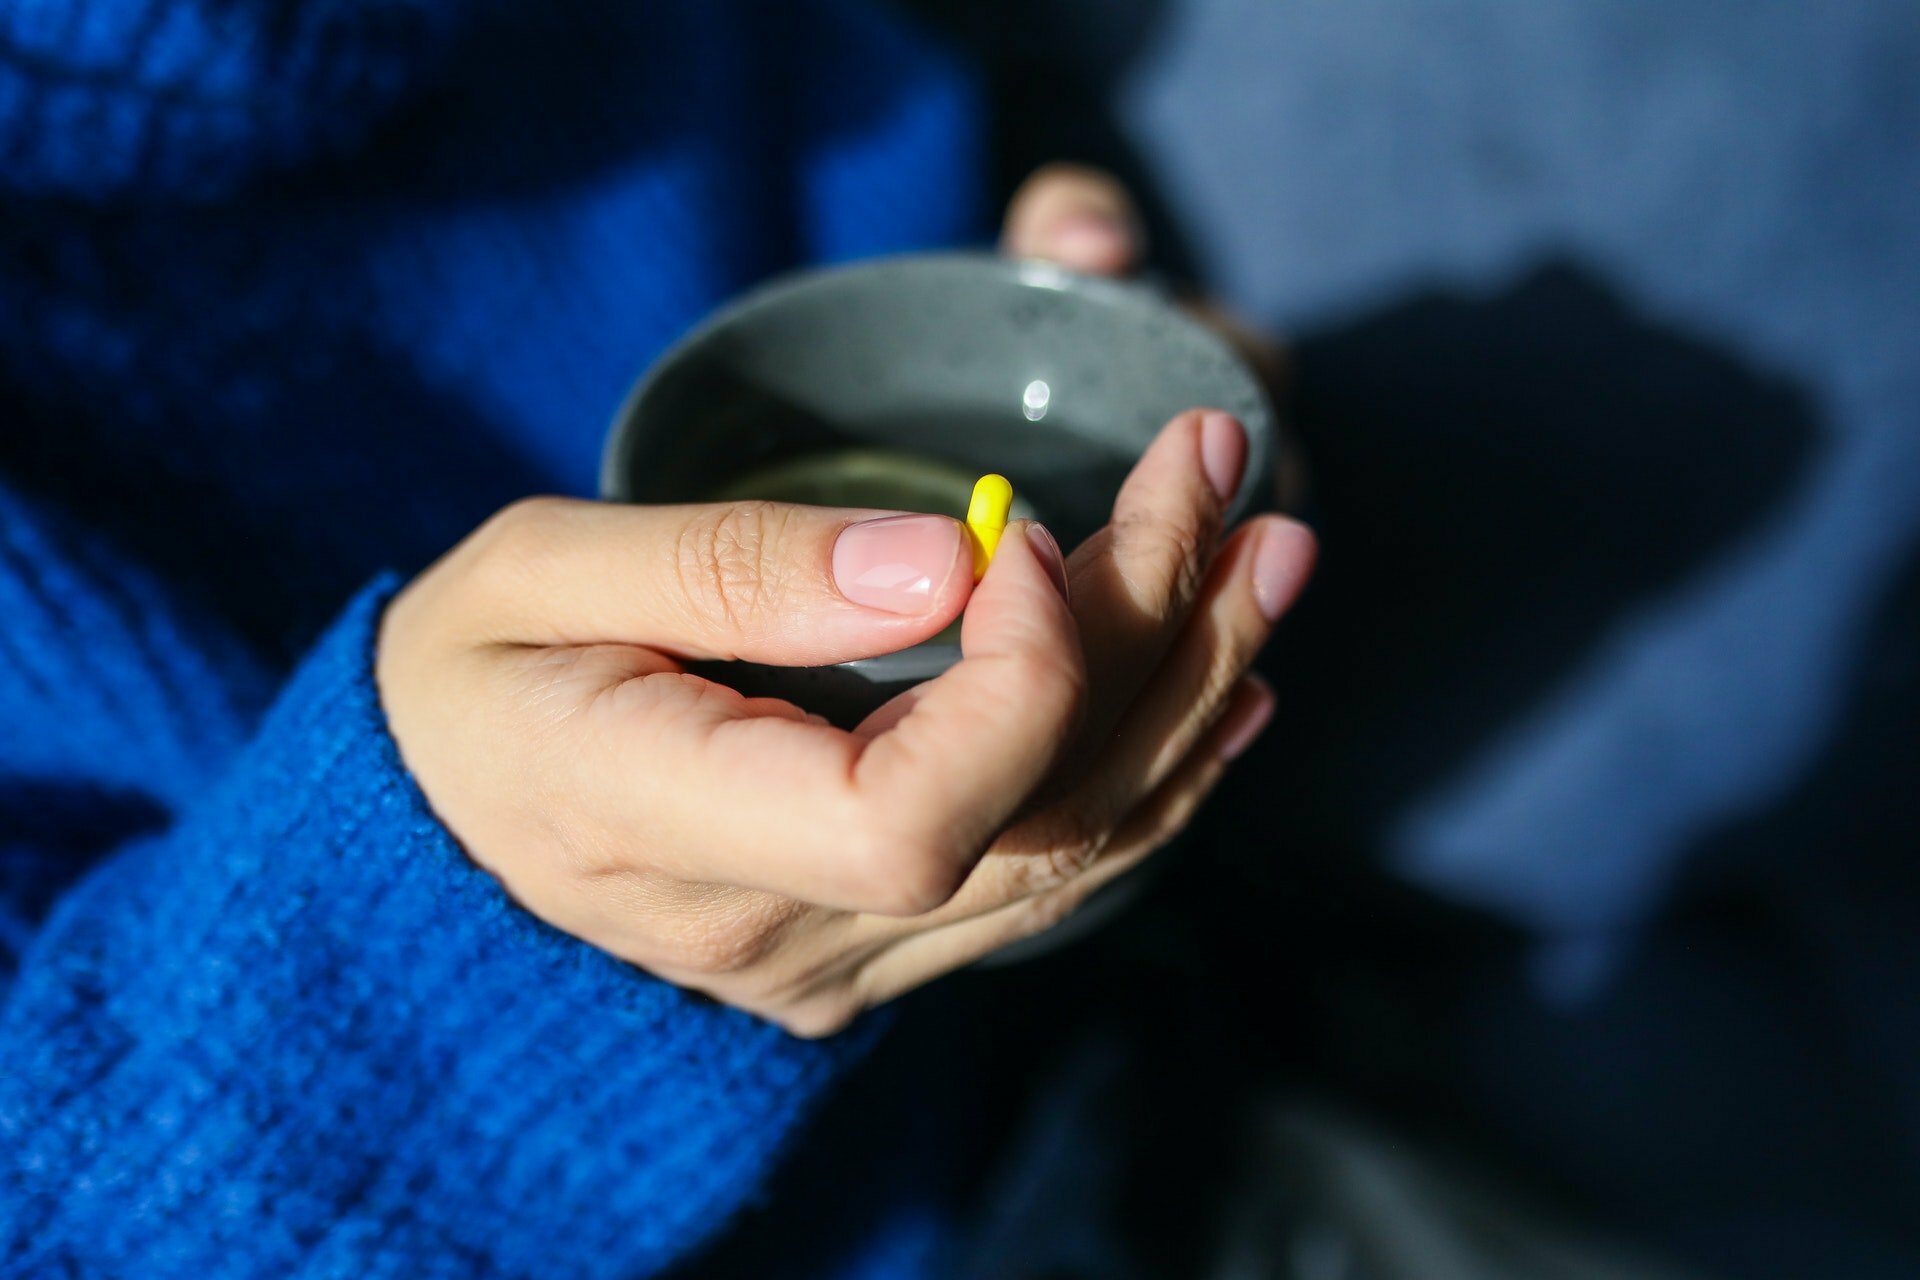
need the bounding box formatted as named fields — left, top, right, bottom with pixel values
left=1, top=576, right=876, bottom=1278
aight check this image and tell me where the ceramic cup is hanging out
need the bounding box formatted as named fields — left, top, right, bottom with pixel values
left=602, top=251, right=1276, bottom=727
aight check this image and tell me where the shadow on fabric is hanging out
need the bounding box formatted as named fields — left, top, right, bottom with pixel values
left=1233, top=259, right=1822, bottom=879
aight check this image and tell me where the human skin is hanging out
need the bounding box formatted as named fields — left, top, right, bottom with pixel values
left=376, top=167, right=1316, bottom=1036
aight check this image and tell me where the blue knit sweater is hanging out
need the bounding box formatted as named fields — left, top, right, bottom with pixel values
left=0, top=2, right=983, bottom=1275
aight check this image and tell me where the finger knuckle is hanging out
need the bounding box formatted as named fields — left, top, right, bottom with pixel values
left=488, top=494, right=569, bottom=540
left=849, top=824, right=967, bottom=917
left=1185, top=656, right=1247, bottom=740
left=1006, top=809, right=1108, bottom=893
left=464, top=496, right=574, bottom=590
left=672, top=501, right=791, bottom=641
left=888, top=855, right=968, bottom=917
left=1192, top=629, right=1270, bottom=741
left=1117, top=506, right=1213, bottom=621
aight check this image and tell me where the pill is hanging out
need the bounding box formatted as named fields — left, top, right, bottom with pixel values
left=965, top=473, right=1014, bottom=580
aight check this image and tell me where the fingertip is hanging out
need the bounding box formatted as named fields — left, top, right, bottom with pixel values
left=1271, top=515, right=1320, bottom=565
left=832, top=512, right=974, bottom=620
left=980, top=518, right=1070, bottom=605
left=1199, top=410, right=1248, bottom=504
left=960, top=518, right=1083, bottom=667
left=1046, top=214, right=1138, bottom=276
left=1109, top=406, right=1228, bottom=522
left=1250, top=516, right=1318, bottom=621
left=1156, top=406, right=1218, bottom=460
left=1023, top=522, right=1071, bottom=601
left=1216, top=673, right=1277, bottom=763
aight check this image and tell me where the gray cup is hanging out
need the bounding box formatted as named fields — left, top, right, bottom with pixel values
left=602, top=251, right=1275, bottom=726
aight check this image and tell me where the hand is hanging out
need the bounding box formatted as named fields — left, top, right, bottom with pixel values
left=375, top=167, right=1316, bottom=1038
left=377, top=413, right=1310, bottom=1036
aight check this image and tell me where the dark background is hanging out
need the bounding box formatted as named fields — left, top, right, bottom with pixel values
left=906, top=3, right=1920, bottom=1278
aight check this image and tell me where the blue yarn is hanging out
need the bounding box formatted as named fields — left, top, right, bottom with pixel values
left=0, top=2, right=983, bottom=1274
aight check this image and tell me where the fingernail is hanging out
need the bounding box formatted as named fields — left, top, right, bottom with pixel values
left=1026, top=523, right=1071, bottom=600
left=1051, top=213, right=1131, bottom=269
left=833, top=514, right=964, bottom=614
left=1200, top=410, right=1246, bottom=503
left=1217, top=674, right=1276, bottom=762
left=1252, top=519, right=1316, bottom=621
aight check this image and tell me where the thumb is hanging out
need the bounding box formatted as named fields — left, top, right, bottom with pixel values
left=464, top=497, right=974, bottom=665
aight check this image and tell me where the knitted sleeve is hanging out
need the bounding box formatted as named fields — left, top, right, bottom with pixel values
left=0, top=506, right=875, bottom=1277
left=0, top=0, right=470, bottom=201
left=787, top=0, right=989, bottom=264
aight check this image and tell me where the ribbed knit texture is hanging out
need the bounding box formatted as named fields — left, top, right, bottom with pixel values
left=0, top=1, right=983, bottom=1275
left=0, top=0, right=459, bottom=201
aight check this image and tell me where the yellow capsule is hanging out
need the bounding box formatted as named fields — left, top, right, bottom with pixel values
left=965, top=473, right=1014, bottom=580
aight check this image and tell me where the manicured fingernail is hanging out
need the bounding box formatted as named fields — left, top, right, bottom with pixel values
left=1217, top=674, right=1276, bottom=762
left=1252, top=519, right=1316, bottom=621
left=833, top=514, right=964, bottom=614
left=1200, top=410, right=1246, bottom=503
left=1026, top=523, right=1071, bottom=600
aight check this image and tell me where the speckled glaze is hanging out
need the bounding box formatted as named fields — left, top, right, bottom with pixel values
left=603, top=251, right=1276, bottom=725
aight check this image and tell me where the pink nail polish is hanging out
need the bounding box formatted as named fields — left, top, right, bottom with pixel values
left=833, top=514, right=963, bottom=614
left=1200, top=411, right=1246, bottom=503
left=1252, top=520, right=1315, bottom=621
left=1026, top=523, right=1071, bottom=600
left=1217, top=675, right=1276, bottom=762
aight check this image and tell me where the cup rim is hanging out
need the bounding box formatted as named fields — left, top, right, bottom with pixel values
left=599, top=249, right=1276, bottom=520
